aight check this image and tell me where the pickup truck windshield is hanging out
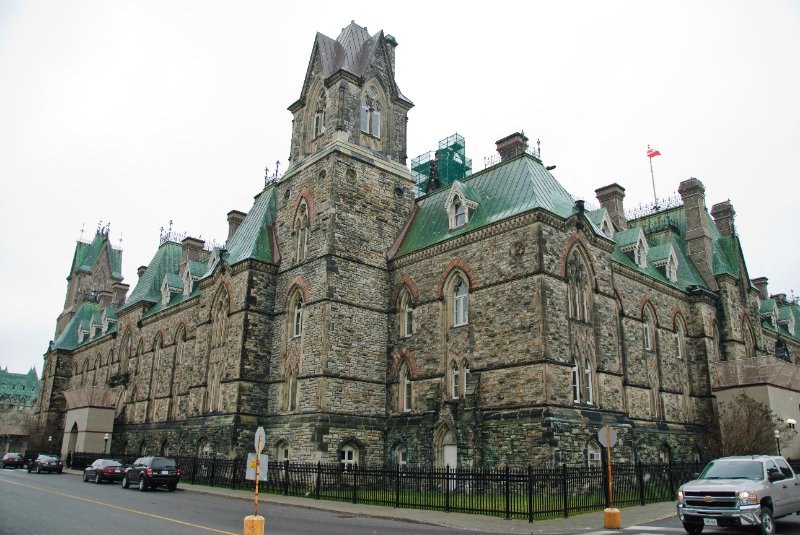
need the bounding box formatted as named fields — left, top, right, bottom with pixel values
left=700, top=460, right=763, bottom=480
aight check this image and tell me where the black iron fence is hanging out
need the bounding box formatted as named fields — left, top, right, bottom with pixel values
left=59, top=451, right=704, bottom=521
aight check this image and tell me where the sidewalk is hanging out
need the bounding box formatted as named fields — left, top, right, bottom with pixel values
left=64, top=468, right=676, bottom=533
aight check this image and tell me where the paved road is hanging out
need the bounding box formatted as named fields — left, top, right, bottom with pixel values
left=581, top=513, right=800, bottom=535
left=0, top=468, right=511, bottom=535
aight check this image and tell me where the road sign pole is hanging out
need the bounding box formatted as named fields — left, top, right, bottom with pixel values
left=605, top=425, right=613, bottom=508
left=244, top=427, right=266, bottom=535
left=254, top=434, right=261, bottom=517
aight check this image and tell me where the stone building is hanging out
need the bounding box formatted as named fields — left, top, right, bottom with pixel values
left=0, top=367, right=39, bottom=453
left=33, top=21, right=799, bottom=467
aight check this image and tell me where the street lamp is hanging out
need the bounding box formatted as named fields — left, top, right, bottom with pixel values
left=104, top=433, right=109, bottom=455
left=48, top=435, right=52, bottom=452
left=774, top=429, right=782, bottom=456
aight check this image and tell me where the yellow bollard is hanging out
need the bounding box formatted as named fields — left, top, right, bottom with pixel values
left=243, top=514, right=264, bottom=535
left=603, top=507, right=621, bottom=529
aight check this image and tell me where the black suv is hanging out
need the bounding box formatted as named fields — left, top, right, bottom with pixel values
left=122, top=456, right=180, bottom=492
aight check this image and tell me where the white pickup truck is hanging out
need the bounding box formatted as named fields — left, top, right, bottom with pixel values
left=676, top=455, right=800, bottom=535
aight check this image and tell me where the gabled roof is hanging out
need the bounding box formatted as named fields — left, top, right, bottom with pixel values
left=221, top=186, right=277, bottom=266
left=187, top=260, right=207, bottom=278
left=120, top=242, right=183, bottom=312
left=53, top=302, right=99, bottom=350
left=71, top=232, right=123, bottom=279
left=395, top=155, right=578, bottom=257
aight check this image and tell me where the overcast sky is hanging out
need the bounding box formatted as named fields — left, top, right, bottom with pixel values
left=1, top=1, right=799, bottom=376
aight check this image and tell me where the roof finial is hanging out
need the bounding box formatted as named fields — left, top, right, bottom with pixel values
left=79, top=223, right=85, bottom=242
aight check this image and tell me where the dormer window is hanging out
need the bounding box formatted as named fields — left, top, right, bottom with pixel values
left=360, top=87, right=381, bottom=138
left=600, top=212, right=614, bottom=238
left=666, top=255, right=678, bottom=282
left=651, top=245, right=679, bottom=283
left=618, top=228, right=649, bottom=269
left=634, top=236, right=649, bottom=268
left=445, top=183, right=479, bottom=230
left=790, top=314, right=796, bottom=336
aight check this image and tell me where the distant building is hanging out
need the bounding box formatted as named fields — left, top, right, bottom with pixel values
left=0, top=367, right=39, bottom=453
left=34, top=21, right=800, bottom=466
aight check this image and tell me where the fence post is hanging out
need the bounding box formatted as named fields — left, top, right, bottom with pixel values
left=191, top=456, right=198, bottom=484
left=352, top=463, right=358, bottom=504
left=504, top=465, right=511, bottom=519
left=445, top=465, right=451, bottom=513
left=231, top=458, right=239, bottom=489
left=284, top=459, right=290, bottom=496
left=527, top=465, right=533, bottom=523
left=562, top=463, right=569, bottom=518
left=315, top=461, right=321, bottom=500
left=637, top=461, right=646, bottom=506
left=395, top=463, right=401, bottom=508
left=209, top=456, right=217, bottom=487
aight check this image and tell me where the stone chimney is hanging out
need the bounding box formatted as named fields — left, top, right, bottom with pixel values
left=772, top=293, right=787, bottom=306
left=495, top=132, right=529, bottom=162
left=227, top=210, right=247, bottom=240
left=137, top=265, right=148, bottom=278
left=751, top=277, right=769, bottom=300
left=181, top=236, right=205, bottom=262
left=98, top=290, right=113, bottom=309
left=678, top=178, right=717, bottom=290
left=112, top=282, right=130, bottom=307
left=595, top=183, right=627, bottom=231
left=711, top=200, right=736, bottom=237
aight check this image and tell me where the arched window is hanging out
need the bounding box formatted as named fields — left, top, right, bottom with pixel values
left=210, top=292, right=229, bottom=350
left=175, top=327, right=186, bottom=365
left=294, top=200, right=309, bottom=263
left=566, top=248, right=592, bottom=322
left=313, top=90, right=326, bottom=138
left=81, top=360, right=89, bottom=386
left=582, top=356, right=594, bottom=404
left=153, top=334, right=162, bottom=370
left=291, top=296, right=304, bottom=338
left=675, top=316, right=687, bottom=360
left=339, top=442, right=359, bottom=469
left=572, top=357, right=580, bottom=403
left=643, top=306, right=656, bottom=352
left=658, top=443, right=672, bottom=464
left=360, top=86, right=381, bottom=137
left=399, top=362, right=412, bottom=412
left=450, top=360, right=460, bottom=399
left=394, top=444, right=408, bottom=467
left=197, top=437, right=211, bottom=457
left=276, top=440, right=291, bottom=465
left=453, top=279, right=469, bottom=327
left=399, top=289, right=413, bottom=338
left=161, top=439, right=169, bottom=456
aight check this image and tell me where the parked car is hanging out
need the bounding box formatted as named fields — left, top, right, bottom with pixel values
left=0, top=453, right=25, bottom=469
left=83, top=458, right=125, bottom=484
left=676, top=455, right=800, bottom=535
left=121, top=456, right=180, bottom=492
left=27, top=454, right=63, bottom=474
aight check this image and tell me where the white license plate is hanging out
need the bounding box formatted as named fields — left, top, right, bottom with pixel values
left=114, top=469, right=121, bottom=473
left=161, top=470, right=169, bottom=475
left=703, top=518, right=718, bottom=526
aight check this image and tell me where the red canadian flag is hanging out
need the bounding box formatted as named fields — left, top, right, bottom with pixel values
left=647, top=146, right=661, bottom=158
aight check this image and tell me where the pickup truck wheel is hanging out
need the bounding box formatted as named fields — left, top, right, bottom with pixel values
left=682, top=522, right=703, bottom=535
left=756, top=506, right=775, bottom=535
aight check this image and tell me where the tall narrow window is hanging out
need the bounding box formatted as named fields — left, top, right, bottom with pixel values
left=360, top=87, right=381, bottom=137
left=566, top=248, right=591, bottom=322
left=399, top=290, right=413, bottom=338
left=313, top=90, right=326, bottom=138
left=399, top=363, right=412, bottom=412
left=675, top=318, right=686, bottom=359
left=210, top=293, right=229, bottom=350
left=154, top=336, right=162, bottom=370
left=453, top=280, right=469, bottom=327
left=293, top=299, right=303, bottom=338
left=294, top=201, right=309, bottom=263
left=582, top=357, right=593, bottom=404
left=643, top=308, right=655, bottom=351
left=286, top=367, right=298, bottom=412
left=743, top=320, right=756, bottom=359
left=572, top=358, right=580, bottom=403
left=453, top=199, right=466, bottom=227
left=451, top=361, right=460, bottom=399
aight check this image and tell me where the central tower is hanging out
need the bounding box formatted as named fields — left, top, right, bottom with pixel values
left=266, top=21, right=415, bottom=465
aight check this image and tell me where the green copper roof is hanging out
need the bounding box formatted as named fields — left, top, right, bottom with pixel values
left=121, top=242, right=183, bottom=312
left=165, top=273, right=183, bottom=290
left=188, top=259, right=207, bottom=278
left=614, top=228, right=641, bottom=249
left=760, top=298, right=777, bottom=316
left=222, top=186, right=277, bottom=266
left=53, top=302, right=99, bottom=350
left=0, top=367, right=39, bottom=407
left=612, top=232, right=707, bottom=291
left=72, top=232, right=123, bottom=279
left=587, top=207, right=608, bottom=228
left=395, top=155, right=579, bottom=257
left=648, top=243, right=673, bottom=263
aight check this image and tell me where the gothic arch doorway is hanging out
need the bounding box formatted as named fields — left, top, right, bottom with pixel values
left=67, top=422, right=78, bottom=455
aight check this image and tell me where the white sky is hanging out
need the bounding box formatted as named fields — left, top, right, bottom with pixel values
left=1, top=1, right=799, bottom=376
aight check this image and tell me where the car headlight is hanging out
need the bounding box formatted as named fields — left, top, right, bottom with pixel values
left=677, top=490, right=684, bottom=502
left=738, top=491, right=758, bottom=505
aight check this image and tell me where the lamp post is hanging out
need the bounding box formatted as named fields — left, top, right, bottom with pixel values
left=48, top=435, right=52, bottom=452
left=103, top=433, right=109, bottom=455
left=774, top=429, right=782, bottom=456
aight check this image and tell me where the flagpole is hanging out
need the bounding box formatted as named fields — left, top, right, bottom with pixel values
left=650, top=156, right=657, bottom=205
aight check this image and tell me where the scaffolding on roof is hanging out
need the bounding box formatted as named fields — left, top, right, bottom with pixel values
left=411, top=133, right=472, bottom=197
